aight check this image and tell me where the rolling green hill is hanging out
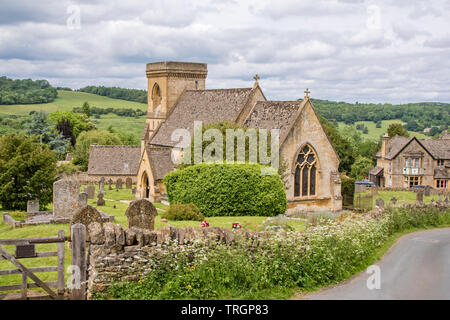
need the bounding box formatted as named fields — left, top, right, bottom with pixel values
left=0, top=90, right=147, bottom=138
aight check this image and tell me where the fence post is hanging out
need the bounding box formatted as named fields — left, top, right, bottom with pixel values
left=71, top=223, right=86, bottom=300
left=57, top=230, right=65, bottom=298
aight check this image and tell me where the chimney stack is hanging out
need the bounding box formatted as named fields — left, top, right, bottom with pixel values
left=381, top=132, right=389, bottom=158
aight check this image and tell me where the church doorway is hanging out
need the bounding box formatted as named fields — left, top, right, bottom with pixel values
left=142, top=172, right=150, bottom=198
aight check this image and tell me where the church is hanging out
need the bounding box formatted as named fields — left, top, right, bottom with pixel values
left=134, top=61, right=342, bottom=212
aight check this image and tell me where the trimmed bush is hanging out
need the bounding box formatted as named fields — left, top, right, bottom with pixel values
left=164, top=163, right=287, bottom=217
left=161, top=203, right=205, bottom=221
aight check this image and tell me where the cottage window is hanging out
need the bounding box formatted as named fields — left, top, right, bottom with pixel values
left=437, top=160, right=445, bottom=167
left=436, top=179, right=448, bottom=188
left=294, top=145, right=317, bottom=198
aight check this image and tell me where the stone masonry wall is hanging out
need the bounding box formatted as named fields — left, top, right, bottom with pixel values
left=87, top=223, right=270, bottom=296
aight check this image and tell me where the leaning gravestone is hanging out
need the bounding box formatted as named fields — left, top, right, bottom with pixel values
left=96, top=193, right=105, bottom=206
left=375, top=198, right=384, bottom=208
left=416, top=191, right=424, bottom=204
left=116, top=178, right=123, bottom=190
left=53, top=179, right=85, bottom=218
left=27, top=200, right=39, bottom=214
left=99, top=177, right=105, bottom=195
left=126, top=177, right=132, bottom=189
left=125, top=199, right=158, bottom=230
left=84, top=185, right=95, bottom=199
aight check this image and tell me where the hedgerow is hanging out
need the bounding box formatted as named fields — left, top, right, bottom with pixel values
left=164, top=163, right=287, bottom=217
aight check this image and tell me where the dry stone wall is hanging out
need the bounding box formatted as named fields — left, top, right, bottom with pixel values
left=87, top=223, right=270, bottom=295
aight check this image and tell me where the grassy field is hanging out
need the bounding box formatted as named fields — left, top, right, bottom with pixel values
left=0, top=90, right=148, bottom=138
left=337, top=119, right=428, bottom=141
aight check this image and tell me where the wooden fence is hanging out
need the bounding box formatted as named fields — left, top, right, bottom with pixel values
left=0, top=224, right=88, bottom=300
left=0, top=231, right=65, bottom=300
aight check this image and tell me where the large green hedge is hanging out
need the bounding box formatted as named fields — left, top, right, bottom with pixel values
left=164, top=163, right=287, bottom=217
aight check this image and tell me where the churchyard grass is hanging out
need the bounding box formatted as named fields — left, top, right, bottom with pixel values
left=357, top=190, right=434, bottom=206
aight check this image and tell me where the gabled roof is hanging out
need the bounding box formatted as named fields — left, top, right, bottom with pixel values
left=88, top=145, right=141, bottom=175
left=144, top=146, right=176, bottom=180
left=243, top=100, right=303, bottom=139
left=377, top=135, right=450, bottom=160
left=150, top=88, right=255, bottom=147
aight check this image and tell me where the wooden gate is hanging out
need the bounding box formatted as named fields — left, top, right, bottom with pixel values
left=0, top=231, right=65, bottom=300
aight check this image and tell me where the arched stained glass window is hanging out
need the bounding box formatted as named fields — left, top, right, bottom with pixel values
left=294, top=145, right=318, bottom=197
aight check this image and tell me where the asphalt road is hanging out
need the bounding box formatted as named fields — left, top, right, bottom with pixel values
left=302, top=228, right=450, bottom=300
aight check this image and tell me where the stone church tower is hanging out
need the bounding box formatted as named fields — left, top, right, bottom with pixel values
left=142, top=61, right=208, bottom=148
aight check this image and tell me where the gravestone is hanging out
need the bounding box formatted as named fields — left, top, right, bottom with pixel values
left=53, top=179, right=85, bottom=218
left=99, top=177, right=105, bottom=195
left=125, top=199, right=158, bottom=230
left=108, top=179, right=113, bottom=190
left=416, top=191, right=424, bottom=204
left=84, top=185, right=95, bottom=199
left=116, top=178, right=123, bottom=190
left=126, top=177, right=132, bottom=189
left=131, top=187, right=136, bottom=194
left=424, top=186, right=431, bottom=197
left=96, top=193, right=105, bottom=206
left=70, top=205, right=104, bottom=240
left=389, top=197, right=397, bottom=206
left=79, top=192, right=88, bottom=206
left=375, top=198, right=384, bottom=208
left=27, top=200, right=39, bottom=214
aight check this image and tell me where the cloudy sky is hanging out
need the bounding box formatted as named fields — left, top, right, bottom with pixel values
left=0, top=0, right=449, bottom=103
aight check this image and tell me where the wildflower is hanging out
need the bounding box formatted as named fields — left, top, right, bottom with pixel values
left=201, top=220, right=210, bottom=227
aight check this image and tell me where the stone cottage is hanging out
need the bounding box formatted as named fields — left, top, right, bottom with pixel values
left=369, top=131, right=450, bottom=189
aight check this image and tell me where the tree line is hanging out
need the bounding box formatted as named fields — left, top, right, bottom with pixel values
left=312, top=99, right=450, bottom=134
left=77, top=85, right=147, bottom=104
left=0, top=76, right=58, bottom=104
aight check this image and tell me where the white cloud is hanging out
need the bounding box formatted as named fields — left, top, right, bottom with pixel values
left=0, top=0, right=449, bottom=103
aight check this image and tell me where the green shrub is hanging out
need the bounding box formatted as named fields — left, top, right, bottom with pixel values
left=161, top=203, right=205, bottom=221
left=341, top=175, right=355, bottom=207
left=164, top=163, right=287, bottom=217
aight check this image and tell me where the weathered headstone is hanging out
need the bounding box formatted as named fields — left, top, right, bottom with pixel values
left=79, top=192, right=88, bottom=206
left=108, top=179, right=113, bottom=190
left=125, top=199, right=158, bottom=230
left=416, top=191, right=424, bottom=204
left=424, top=186, right=431, bottom=197
left=53, top=179, right=84, bottom=218
left=96, top=193, right=105, bottom=206
left=131, top=187, right=136, bottom=194
left=27, top=200, right=39, bottom=214
left=84, top=185, right=95, bottom=199
left=375, top=198, right=385, bottom=208
left=126, top=177, right=132, bottom=189
left=99, top=177, right=105, bottom=195
left=116, top=178, right=123, bottom=190
left=70, top=205, right=103, bottom=227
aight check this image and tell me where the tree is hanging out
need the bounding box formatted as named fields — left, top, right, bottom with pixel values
left=0, top=133, right=57, bottom=210
left=387, top=123, right=409, bottom=138
left=25, top=111, right=70, bottom=159
left=82, top=101, right=90, bottom=117
left=357, top=140, right=380, bottom=165
left=72, top=130, right=122, bottom=170
left=318, top=116, right=356, bottom=174
left=350, top=156, right=373, bottom=180
left=47, top=111, right=96, bottom=146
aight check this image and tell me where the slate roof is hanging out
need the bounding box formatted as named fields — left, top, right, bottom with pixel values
left=376, top=135, right=450, bottom=160
left=369, top=166, right=384, bottom=176
left=243, top=100, right=303, bottom=139
left=88, top=145, right=141, bottom=175
left=145, top=146, right=176, bottom=180
left=150, top=88, right=255, bottom=147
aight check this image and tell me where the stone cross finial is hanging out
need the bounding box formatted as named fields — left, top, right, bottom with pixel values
left=253, top=74, right=260, bottom=82
left=304, top=88, right=311, bottom=99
